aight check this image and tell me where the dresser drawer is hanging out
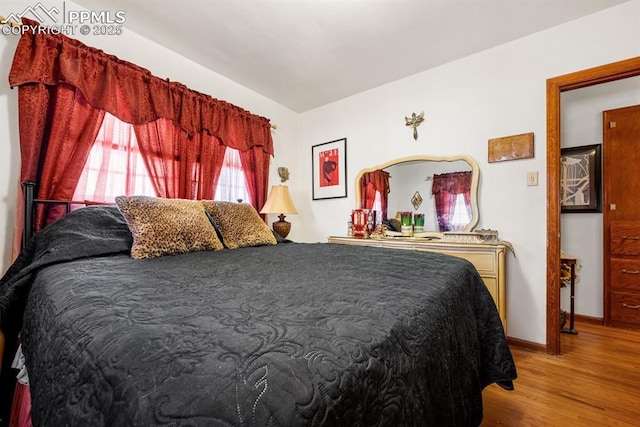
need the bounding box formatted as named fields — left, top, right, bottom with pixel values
left=432, top=250, right=496, bottom=275
left=610, top=292, right=640, bottom=324
left=610, top=259, right=640, bottom=291
left=611, top=223, right=640, bottom=256
left=480, top=276, right=499, bottom=309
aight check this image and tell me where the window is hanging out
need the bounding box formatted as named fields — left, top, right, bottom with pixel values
left=432, top=171, right=472, bottom=232
left=449, top=193, right=471, bottom=231
left=371, top=190, right=383, bottom=225
left=214, top=148, right=251, bottom=204
left=74, top=113, right=249, bottom=203
left=73, top=113, right=156, bottom=203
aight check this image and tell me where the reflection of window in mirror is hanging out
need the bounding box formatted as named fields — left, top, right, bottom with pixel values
left=360, top=170, right=390, bottom=221
left=372, top=191, right=383, bottom=222
left=450, top=194, right=472, bottom=231
left=432, top=171, right=472, bottom=232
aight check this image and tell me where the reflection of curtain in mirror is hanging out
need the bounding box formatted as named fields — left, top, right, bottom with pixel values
left=360, top=170, right=391, bottom=220
left=431, top=171, right=472, bottom=231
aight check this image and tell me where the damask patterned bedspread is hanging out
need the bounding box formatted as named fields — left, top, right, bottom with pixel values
left=0, top=207, right=516, bottom=426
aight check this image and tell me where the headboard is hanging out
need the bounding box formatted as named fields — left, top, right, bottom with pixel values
left=22, top=181, right=78, bottom=249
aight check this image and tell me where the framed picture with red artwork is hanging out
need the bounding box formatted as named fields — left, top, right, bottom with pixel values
left=312, top=138, right=347, bottom=200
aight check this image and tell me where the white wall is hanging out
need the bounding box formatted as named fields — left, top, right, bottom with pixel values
left=0, top=31, right=20, bottom=275
left=0, top=0, right=299, bottom=273
left=561, top=77, right=640, bottom=318
left=297, top=1, right=640, bottom=344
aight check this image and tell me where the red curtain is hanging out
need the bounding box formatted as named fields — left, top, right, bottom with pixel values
left=9, top=20, right=274, bottom=255
left=17, top=84, right=106, bottom=235
left=431, top=171, right=472, bottom=231
left=239, top=146, right=270, bottom=214
left=8, top=383, right=30, bottom=427
left=360, top=170, right=390, bottom=220
left=134, top=118, right=227, bottom=200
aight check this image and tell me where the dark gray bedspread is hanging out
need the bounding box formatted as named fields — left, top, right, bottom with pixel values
left=0, top=207, right=516, bottom=426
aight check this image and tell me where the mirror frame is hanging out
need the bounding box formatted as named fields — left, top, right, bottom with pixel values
left=354, top=154, right=480, bottom=232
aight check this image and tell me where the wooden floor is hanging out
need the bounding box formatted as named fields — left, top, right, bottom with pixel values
left=482, top=321, right=640, bottom=426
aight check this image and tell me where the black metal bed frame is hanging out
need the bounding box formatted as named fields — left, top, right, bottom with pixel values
left=22, top=181, right=77, bottom=249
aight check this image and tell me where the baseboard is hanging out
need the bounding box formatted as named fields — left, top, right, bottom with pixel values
left=507, top=336, right=546, bottom=353
left=506, top=316, right=605, bottom=354
left=574, top=314, right=603, bottom=325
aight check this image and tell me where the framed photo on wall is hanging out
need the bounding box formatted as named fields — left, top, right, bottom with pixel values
left=312, top=138, right=347, bottom=200
left=560, top=144, right=602, bottom=213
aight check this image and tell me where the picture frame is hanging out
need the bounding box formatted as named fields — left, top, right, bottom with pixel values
left=560, top=144, right=602, bottom=213
left=312, top=138, right=347, bottom=200
left=488, top=132, right=535, bottom=163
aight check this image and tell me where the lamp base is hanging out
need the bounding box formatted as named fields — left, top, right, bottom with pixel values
left=272, top=214, right=291, bottom=238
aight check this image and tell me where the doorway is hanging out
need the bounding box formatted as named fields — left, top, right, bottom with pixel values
left=546, top=56, right=640, bottom=355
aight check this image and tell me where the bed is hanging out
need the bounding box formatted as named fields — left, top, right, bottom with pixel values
left=0, top=196, right=516, bottom=426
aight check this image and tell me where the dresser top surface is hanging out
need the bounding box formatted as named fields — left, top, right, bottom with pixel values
left=327, top=236, right=511, bottom=250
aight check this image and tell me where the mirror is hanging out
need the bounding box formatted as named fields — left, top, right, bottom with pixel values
left=355, top=155, right=480, bottom=232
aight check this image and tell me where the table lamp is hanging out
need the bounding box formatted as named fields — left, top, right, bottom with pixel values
left=260, top=185, right=298, bottom=238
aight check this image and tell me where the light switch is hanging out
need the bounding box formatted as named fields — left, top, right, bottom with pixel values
left=527, top=171, right=539, bottom=186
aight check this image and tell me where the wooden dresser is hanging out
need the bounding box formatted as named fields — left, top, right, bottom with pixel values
left=327, top=236, right=509, bottom=332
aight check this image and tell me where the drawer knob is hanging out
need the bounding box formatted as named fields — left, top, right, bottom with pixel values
left=622, top=269, right=640, bottom=275
left=622, top=303, right=640, bottom=309
left=622, top=236, right=640, bottom=240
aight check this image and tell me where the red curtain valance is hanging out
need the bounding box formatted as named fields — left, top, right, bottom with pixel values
left=431, top=171, right=472, bottom=195
left=8, top=19, right=273, bottom=155
left=360, top=170, right=391, bottom=194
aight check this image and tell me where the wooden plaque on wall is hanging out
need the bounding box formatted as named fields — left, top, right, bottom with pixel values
left=488, top=132, right=534, bottom=163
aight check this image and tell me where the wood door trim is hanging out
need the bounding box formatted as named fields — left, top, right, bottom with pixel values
left=546, top=56, right=640, bottom=355
left=603, top=109, right=613, bottom=325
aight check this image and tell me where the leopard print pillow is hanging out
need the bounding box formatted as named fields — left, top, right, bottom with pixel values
left=201, top=201, right=277, bottom=249
left=116, top=196, right=224, bottom=259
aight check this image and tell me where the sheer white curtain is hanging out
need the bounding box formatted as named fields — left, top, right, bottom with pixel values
left=73, top=112, right=156, bottom=203
left=450, top=194, right=472, bottom=231
left=214, top=148, right=251, bottom=204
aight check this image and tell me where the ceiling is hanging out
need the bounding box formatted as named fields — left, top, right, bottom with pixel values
left=74, top=0, right=630, bottom=112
